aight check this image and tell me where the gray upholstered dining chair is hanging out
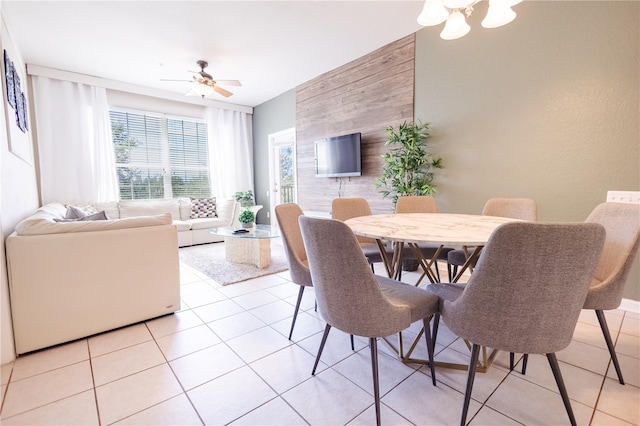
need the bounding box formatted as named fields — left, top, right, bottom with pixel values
left=299, top=216, right=439, bottom=426
left=447, top=197, right=537, bottom=281
left=274, top=203, right=313, bottom=340
left=331, top=197, right=392, bottom=273
left=512, top=202, right=640, bottom=383
left=427, top=222, right=605, bottom=426
left=395, top=195, right=453, bottom=283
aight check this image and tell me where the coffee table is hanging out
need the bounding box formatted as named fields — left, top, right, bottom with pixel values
left=210, top=225, right=280, bottom=268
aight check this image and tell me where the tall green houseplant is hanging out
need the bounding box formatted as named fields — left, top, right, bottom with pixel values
left=375, top=121, right=443, bottom=205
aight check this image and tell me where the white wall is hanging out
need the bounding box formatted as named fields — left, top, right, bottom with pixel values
left=0, top=14, right=40, bottom=364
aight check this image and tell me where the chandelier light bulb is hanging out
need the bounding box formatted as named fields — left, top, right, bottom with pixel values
left=482, top=0, right=517, bottom=28
left=440, top=10, right=471, bottom=40
left=417, top=0, right=449, bottom=26
left=188, top=82, right=214, bottom=98
left=443, top=0, right=475, bottom=9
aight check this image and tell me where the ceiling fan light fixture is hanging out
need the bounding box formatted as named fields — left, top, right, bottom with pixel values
left=440, top=10, right=471, bottom=40
left=188, top=82, right=214, bottom=98
left=417, top=0, right=449, bottom=26
left=482, top=0, right=517, bottom=28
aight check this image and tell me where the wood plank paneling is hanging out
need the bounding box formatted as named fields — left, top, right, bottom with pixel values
left=296, top=34, right=415, bottom=214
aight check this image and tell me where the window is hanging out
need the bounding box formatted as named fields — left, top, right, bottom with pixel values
left=110, top=109, right=211, bottom=200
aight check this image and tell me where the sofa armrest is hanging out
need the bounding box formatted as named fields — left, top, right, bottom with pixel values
left=215, top=199, right=238, bottom=226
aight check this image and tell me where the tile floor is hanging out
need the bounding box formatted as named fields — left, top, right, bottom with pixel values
left=1, top=240, right=639, bottom=425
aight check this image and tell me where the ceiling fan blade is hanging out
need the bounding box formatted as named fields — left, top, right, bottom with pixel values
left=213, top=85, right=233, bottom=98
left=215, top=79, right=242, bottom=87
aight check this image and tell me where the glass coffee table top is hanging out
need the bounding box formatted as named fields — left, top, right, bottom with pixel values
left=210, top=224, right=280, bottom=239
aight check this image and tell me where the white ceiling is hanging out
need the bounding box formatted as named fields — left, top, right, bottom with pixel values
left=3, top=1, right=425, bottom=108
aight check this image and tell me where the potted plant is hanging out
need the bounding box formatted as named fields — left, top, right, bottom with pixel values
left=234, top=190, right=255, bottom=208
left=238, top=209, right=256, bottom=228
left=375, top=121, right=443, bottom=206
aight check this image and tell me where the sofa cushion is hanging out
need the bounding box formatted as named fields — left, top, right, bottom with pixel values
left=190, top=197, right=217, bottom=219
left=119, top=199, right=181, bottom=220
left=94, top=201, right=120, bottom=220
left=187, top=217, right=230, bottom=230
left=173, top=220, right=192, bottom=232
left=16, top=213, right=173, bottom=236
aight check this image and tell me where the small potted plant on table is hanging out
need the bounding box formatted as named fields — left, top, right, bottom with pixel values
left=238, top=209, right=256, bottom=229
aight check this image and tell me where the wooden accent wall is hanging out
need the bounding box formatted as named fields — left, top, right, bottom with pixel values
left=296, top=34, right=415, bottom=214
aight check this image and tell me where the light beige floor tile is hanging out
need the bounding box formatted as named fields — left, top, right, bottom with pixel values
left=145, top=310, right=204, bottom=339
left=591, top=409, right=636, bottom=425
left=281, top=368, right=374, bottom=425
left=270, top=310, right=326, bottom=341
left=596, top=376, right=640, bottom=424
left=508, top=353, right=604, bottom=407
left=250, top=299, right=296, bottom=325
left=207, top=311, right=266, bottom=341
left=383, top=370, right=481, bottom=425
left=572, top=321, right=610, bottom=350
left=578, top=309, right=623, bottom=332
left=606, top=351, right=639, bottom=386
left=95, top=364, right=183, bottom=425
left=624, top=310, right=640, bottom=320
left=232, top=289, right=281, bottom=310
left=250, top=344, right=327, bottom=394
left=469, top=406, right=521, bottom=425
left=188, top=366, right=277, bottom=425
left=216, top=280, right=262, bottom=298
left=348, top=402, right=414, bottom=425
left=192, top=299, right=244, bottom=323
left=180, top=281, right=227, bottom=308
left=169, top=344, right=245, bottom=390
left=333, top=347, right=419, bottom=396
left=427, top=347, right=510, bottom=403
left=264, top=282, right=300, bottom=300
left=231, top=396, right=307, bottom=425
left=155, top=324, right=221, bottom=361
left=179, top=266, right=205, bottom=285
left=615, top=331, right=640, bottom=359
left=1, top=361, right=93, bottom=419
left=557, top=338, right=612, bottom=375
left=92, top=341, right=166, bottom=386
left=484, top=374, right=594, bottom=426
left=12, top=340, right=88, bottom=381
left=296, top=327, right=366, bottom=367
left=226, top=326, right=293, bottom=364
left=620, top=315, right=640, bottom=337
left=88, top=323, right=153, bottom=358
left=0, top=389, right=98, bottom=425
left=244, top=273, right=289, bottom=288
left=284, top=288, right=317, bottom=313
left=1, top=362, right=13, bottom=385
left=113, top=393, right=202, bottom=425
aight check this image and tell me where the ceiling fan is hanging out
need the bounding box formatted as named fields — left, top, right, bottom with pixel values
left=162, top=60, right=241, bottom=98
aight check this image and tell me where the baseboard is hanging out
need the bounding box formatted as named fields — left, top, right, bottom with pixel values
left=619, top=298, right=640, bottom=313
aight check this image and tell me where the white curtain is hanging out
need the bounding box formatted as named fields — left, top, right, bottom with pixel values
left=206, top=107, right=254, bottom=198
left=32, top=76, right=119, bottom=204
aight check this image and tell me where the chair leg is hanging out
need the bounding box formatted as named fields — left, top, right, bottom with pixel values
left=370, top=337, right=382, bottom=426
left=447, top=263, right=453, bottom=283
left=547, top=353, right=577, bottom=426
left=312, top=324, right=332, bottom=375
left=434, top=260, right=441, bottom=282
left=288, top=286, right=305, bottom=340
left=432, top=313, right=440, bottom=348
left=521, top=354, right=528, bottom=375
left=351, top=334, right=355, bottom=351
left=509, top=352, right=514, bottom=371
left=423, top=318, right=437, bottom=386
left=596, top=309, right=624, bottom=385
left=461, top=344, right=480, bottom=426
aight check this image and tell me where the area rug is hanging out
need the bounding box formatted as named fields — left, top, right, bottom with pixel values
left=179, top=244, right=289, bottom=285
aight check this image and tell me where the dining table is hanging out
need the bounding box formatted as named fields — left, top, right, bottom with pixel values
left=344, top=212, right=523, bottom=372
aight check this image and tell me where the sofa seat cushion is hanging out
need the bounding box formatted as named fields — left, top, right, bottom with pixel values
left=173, top=220, right=192, bottom=232
left=187, top=217, right=230, bottom=230
left=119, top=199, right=181, bottom=220
left=16, top=213, right=173, bottom=236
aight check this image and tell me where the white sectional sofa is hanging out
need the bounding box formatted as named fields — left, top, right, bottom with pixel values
left=5, top=197, right=237, bottom=355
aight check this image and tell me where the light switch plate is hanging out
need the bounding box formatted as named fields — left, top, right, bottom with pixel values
left=606, top=190, right=640, bottom=204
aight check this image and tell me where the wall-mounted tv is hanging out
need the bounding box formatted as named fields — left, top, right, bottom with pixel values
left=315, top=132, right=362, bottom=178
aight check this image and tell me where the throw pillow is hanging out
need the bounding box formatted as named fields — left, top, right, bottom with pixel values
left=190, top=197, right=217, bottom=219
left=65, top=205, right=99, bottom=219
left=54, top=210, right=109, bottom=222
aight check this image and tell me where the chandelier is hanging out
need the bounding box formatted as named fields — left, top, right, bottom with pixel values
left=417, top=0, right=522, bottom=40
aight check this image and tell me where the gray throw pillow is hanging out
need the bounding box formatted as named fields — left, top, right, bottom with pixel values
left=54, top=210, right=109, bottom=222
left=65, top=205, right=99, bottom=219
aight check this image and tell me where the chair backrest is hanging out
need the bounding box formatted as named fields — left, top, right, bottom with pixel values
left=275, top=203, right=312, bottom=287
left=481, top=198, right=537, bottom=221
left=331, top=198, right=375, bottom=244
left=299, top=216, right=410, bottom=337
left=583, top=202, right=640, bottom=310
left=395, top=196, right=438, bottom=213
left=442, top=222, right=605, bottom=354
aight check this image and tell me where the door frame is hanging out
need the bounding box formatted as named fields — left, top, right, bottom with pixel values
left=268, top=127, right=296, bottom=226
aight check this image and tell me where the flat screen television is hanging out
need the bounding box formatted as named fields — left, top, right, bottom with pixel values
left=315, top=132, right=362, bottom=178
